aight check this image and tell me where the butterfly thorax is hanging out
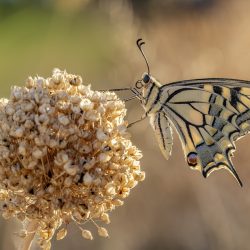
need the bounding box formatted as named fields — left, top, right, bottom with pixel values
left=140, top=74, right=163, bottom=115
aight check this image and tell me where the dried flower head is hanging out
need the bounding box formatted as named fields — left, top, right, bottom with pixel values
left=0, top=69, right=144, bottom=249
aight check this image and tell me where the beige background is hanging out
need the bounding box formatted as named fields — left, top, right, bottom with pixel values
left=1, top=0, right=250, bottom=249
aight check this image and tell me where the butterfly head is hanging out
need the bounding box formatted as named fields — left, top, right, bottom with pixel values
left=135, top=73, right=151, bottom=89
left=133, top=73, right=162, bottom=105
left=134, top=73, right=152, bottom=97
left=136, top=73, right=161, bottom=88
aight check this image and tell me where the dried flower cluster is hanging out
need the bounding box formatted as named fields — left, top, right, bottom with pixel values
left=0, top=69, right=144, bottom=249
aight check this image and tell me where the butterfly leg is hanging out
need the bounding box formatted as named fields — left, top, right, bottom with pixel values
left=127, top=114, right=147, bottom=128
left=122, top=95, right=138, bottom=102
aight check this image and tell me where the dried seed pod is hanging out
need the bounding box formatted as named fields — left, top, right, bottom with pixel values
left=98, top=227, right=109, bottom=238
left=81, top=229, right=93, bottom=240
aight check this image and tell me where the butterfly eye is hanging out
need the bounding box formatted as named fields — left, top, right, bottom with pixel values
left=187, top=152, right=198, bottom=167
left=142, top=74, right=150, bottom=83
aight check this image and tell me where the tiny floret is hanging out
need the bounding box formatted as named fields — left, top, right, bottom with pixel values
left=81, top=229, right=93, bottom=240
left=56, top=228, right=67, bottom=240
left=98, top=227, right=109, bottom=238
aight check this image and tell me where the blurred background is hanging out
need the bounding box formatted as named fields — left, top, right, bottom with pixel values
left=1, top=0, right=250, bottom=249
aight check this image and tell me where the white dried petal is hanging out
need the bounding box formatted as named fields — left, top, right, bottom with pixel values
left=92, top=140, right=102, bottom=150
left=18, top=144, right=26, bottom=156
left=105, top=183, right=116, bottom=195
left=99, top=153, right=111, bottom=163
left=78, top=84, right=92, bottom=96
left=109, top=163, right=121, bottom=170
left=5, top=105, right=15, bottom=116
left=52, top=73, right=63, bottom=84
left=27, top=160, right=37, bottom=170
left=64, top=176, right=72, bottom=187
left=73, top=174, right=81, bottom=183
left=64, top=162, right=78, bottom=176
left=26, top=76, right=34, bottom=88
left=36, top=189, right=45, bottom=196
left=109, top=139, right=118, bottom=147
left=22, top=102, right=33, bottom=112
left=69, top=75, right=82, bottom=86
left=75, top=75, right=82, bottom=85
left=10, top=127, right=24, bottom=138
left=81, top=229, right=93, bottom=240
left=46, top=185, right=55, bottom=194
left=24, top=120, right=34, bottom=129
left=70, top=96, right=81, bottom=104
left=118, top=187, right=130, bottom=198
left=100, top=213, right=110, bottom=224
left=83, top=172, right=93, bottom=186
left=104, top=122, right=113, bottom=133
left=117, top=173, right=128, bottom=185
left=93, top=178, right=101, bottom=185
left=71, top=106, right=81, bottom=114
left=36, top=77, right=45, bottom=87
left=12, top=86, right=22, bottom=100
left=85, top=110, right=100, bottom=121
left=83, top=158, right=95, bottom=170
left=132, top=160, right=141, bottom=169
left=32, top=149, right=43, bottom=159
left=58, top=114, right=70, bottom=126
left=96, top=129, right=108, bottom=142
left=96, top=103, right=105, bottom=114
left=127, top=180, right=138, bottom=188
left=56, top=228, right=67, bottom=240
left=35, top=137, right=45, bottom=146
left=134, top=171, right=146, bottom=181
left=112, top=199, right=124, bottom=206
left=48, top=139, right=58, bottom=148
left=79, top=98, right=94, bottom=111
left=95, top=167, right=102, bottom=174
left=54, top=152, right=69, bottom=166
left=91, top=92, right=103, bottom=101
left=117, top=124, right=127, bottom=133
left=39, top=103, right=50, bottom=114
left=53, top=68, right=61, bottom=74
left=78, top=116, right=85, bottom=125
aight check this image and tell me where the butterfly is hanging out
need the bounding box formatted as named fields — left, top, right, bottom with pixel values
left=110, top=39, right=250, bottom=186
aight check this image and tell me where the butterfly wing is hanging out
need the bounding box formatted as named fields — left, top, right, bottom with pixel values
left=149, top=112, right=173, bottom=160
left=161, top=78, right=250, bottom=186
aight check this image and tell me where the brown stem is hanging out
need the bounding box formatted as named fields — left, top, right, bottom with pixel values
left=19, top=220, right=39, bottom=250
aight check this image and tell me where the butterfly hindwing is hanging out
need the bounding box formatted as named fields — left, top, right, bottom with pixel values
left=149, top=111, right=173, bottom=160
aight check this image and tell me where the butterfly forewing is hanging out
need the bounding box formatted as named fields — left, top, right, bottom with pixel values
left=153, top=79, right=250, bottom=186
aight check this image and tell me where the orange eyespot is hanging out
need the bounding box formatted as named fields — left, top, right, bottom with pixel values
left=187, top=152, right=198, bottom=167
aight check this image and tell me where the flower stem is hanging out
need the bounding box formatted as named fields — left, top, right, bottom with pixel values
left=20, top=220, right=39, bottom=250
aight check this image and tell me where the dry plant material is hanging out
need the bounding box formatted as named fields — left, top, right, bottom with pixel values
left=0, top=69, right=145, bottom=249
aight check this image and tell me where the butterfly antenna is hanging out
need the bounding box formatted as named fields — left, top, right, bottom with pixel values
left=136, top=38, right=150, bottom=75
